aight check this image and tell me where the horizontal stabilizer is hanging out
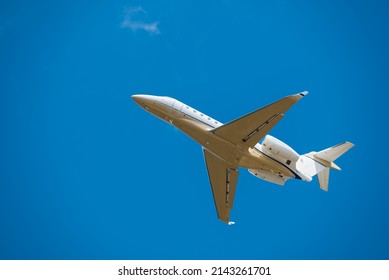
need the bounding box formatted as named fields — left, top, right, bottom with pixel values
left=315, top=141, right=354, bottom=163
left=312, top=154, right=341, bottom=170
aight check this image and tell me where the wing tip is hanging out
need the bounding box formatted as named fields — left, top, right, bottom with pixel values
left=288, top=91, right=309, bottom=101
left=298, top=91, right=309, bottom=97
left=345, top=141, right=355, bottom=148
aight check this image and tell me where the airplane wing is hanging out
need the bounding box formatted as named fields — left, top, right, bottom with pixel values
left=203, top=148, right=239, bottom=224
left=211, top=91, right=308, bottom=148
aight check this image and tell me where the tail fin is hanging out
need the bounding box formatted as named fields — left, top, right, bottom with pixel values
left=317, top=168, right=330, bottom=191
left=297, top=142, right=354, bottom=191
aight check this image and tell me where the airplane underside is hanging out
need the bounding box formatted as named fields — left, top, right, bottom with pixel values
left=132, top=92, right=354, bottom=223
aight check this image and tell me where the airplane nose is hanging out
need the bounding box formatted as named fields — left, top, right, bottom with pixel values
left=131, top=94, right=145, bottom=103
left=132, top=94, right=152, bottom=105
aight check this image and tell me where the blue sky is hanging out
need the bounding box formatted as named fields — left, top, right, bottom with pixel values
left=1, top=0, right=388, bottom=259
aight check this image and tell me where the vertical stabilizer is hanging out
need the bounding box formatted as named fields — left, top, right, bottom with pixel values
left=317, top=168, right=330, bottom=191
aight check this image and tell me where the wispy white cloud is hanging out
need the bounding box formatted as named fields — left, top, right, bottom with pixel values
left=121, top=6, right=160, bottom=35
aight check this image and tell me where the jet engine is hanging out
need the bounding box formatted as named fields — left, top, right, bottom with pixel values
left=262, top=135, right=300, bottom=163
left=248, top=169, right=286, bottom=185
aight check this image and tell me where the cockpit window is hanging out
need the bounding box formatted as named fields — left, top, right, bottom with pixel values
left=159, top=97, right=175, bottom=107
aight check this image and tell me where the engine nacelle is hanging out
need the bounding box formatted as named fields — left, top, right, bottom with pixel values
left=248, top=169, right=286, bottom=186
left=262, top=135, right=300, bottom=162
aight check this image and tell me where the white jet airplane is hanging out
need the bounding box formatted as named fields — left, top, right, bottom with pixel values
left=132, top=92, right=354, bottom=224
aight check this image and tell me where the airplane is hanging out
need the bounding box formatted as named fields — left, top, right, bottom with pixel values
left=132, top=92, right=354, bottom=224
